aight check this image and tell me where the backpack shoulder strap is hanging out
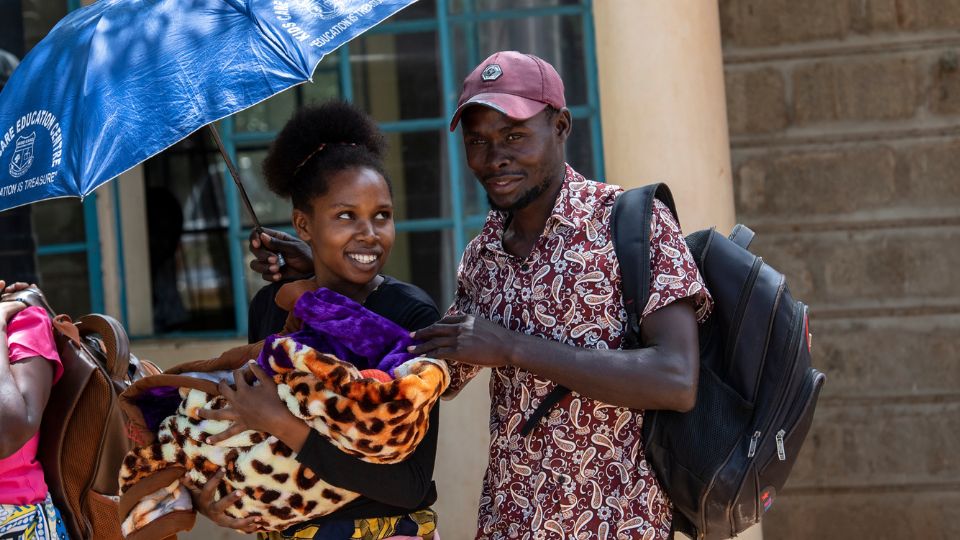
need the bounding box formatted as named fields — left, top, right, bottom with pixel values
left=612, top=183, right=676, bottom=347
left=519, top=184, right=674, bottom=437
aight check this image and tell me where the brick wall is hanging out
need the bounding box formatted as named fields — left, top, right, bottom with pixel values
left=719, top=1, right=960, bottom=538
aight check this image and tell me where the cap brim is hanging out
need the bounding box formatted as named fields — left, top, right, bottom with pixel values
left=449, top=93, right=549, bottom=131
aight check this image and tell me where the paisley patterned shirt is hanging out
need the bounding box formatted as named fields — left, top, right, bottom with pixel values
left=446, top=165, right=712, bottom=539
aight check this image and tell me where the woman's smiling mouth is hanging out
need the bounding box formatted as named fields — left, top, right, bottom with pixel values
left=347, top=253, right=379, bottom=265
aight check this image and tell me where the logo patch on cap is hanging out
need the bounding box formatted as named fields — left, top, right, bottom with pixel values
left=481, top=64, right=502, bottom=81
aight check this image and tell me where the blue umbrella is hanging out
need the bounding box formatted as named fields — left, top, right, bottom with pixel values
left=0, top=0, right=418, bottom=217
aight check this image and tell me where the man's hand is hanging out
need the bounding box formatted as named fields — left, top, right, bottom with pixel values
left=249, top=228, right=313, bottom=282
left=408, top=313, right=515, bottom=368
left=198, top=362, right=310, bottom=451
left=182, top=470, right=262, bottom=533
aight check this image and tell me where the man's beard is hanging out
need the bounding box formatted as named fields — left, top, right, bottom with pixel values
left=487, top=175, right=552, bottom=213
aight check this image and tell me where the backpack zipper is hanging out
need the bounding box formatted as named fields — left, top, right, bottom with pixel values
left=747, top=431, right=761, bottom=458
left=760, top=370, right=824, bottom=471
left=753, top=302, right=806, bottom=462
left=775, top=430, right=786, bottom=461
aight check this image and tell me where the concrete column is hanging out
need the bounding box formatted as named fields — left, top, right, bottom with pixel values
left=594, top=2, right=758, bottom=539
left=93, top=164, right=152, bottom=334
left=116, top=165, right=153, bottom=335
left=594, top=0, right=736, bottom=235
left=94, top=182, right=122, bottom=318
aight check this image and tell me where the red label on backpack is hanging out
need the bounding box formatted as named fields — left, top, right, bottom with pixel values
left=760, top=487, right=776, bottom=513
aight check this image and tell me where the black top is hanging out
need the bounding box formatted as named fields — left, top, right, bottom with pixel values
left=247, top=276, right=442, bottom=524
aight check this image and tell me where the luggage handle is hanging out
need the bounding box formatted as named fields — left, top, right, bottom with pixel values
left=729, top=224, right=755, bottom=250
left=77, top=314, right=131, bottom=381
left=2, top=287, right=132, bottom=381
left=1, top=286, right=55, bottom=317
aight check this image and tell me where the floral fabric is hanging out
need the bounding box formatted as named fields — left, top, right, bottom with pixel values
left=446, top=165, right=712, bottom=539
left=0, top=493, right=69, bottom=539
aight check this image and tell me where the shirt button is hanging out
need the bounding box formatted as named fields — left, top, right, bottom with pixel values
left=520, top=263, right=529, bottom=272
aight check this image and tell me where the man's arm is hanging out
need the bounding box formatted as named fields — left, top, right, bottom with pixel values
left=410, top=297, right=699, bottom=412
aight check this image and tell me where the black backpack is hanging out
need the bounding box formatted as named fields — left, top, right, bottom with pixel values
left=521, top=183, right=826, bottom=539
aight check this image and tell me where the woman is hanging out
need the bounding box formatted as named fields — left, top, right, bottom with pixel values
left=185, top=101, right=442, bottom=540
left=0, top=280, right=69, bottom=539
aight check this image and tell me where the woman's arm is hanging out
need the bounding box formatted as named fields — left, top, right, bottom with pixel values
left=200, top=287, right=443, bottom=508
left=0, top=300, right=54, bottom=458
left=293, top=404, right=439, bottom=508
left=197, top=362, right=439, bottom=508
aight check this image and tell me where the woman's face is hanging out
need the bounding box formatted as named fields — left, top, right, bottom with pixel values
left=292, top=166, right=395, bottom=297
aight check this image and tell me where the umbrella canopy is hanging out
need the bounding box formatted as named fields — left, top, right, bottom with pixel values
left=0, top=0, right=416, bottom=212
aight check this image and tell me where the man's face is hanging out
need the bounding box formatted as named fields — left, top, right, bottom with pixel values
left=461, top=106, right=569, bottom=213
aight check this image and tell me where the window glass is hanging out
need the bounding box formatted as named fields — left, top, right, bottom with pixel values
left=174, top=230, right=235, bottom=332
left=143, top=133, right=236, bottom=333
left=233, top=88, right=297, bottom=134
left=236, top=149, right=291, bottom=229
left=385, top=130, right=447, bottom=221
left=20, top=0, right=68, bottom=52
left=302, top=69, right=342, bottom=104
left=448, top=0, right=581, bottom=14
left=567, top=117, right=596, bottom=180
left=32, top=199, right=85, bottom=244
left=392, top=0, right=436, bottom=21
left=38, top=253, right=90, bottom=316
left=234, top=56, right=341, bottom=133
left=382, top=229, right=455, bottom=309
left=350, top=32, right=442, bottom=123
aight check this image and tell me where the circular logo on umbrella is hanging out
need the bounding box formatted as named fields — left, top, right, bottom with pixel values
left=481, top=64, right=503, bottom=81
left=9, top=132, right=36, bottom=178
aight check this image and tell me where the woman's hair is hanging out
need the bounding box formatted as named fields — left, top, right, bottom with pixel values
left=262, top=100, right=389, bottom=211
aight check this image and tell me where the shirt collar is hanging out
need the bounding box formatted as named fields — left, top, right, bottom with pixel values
left=478, top=163, right=589, bottom=256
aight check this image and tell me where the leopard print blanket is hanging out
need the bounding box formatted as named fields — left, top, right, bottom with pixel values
left=117, top=290, right=448, bottom=540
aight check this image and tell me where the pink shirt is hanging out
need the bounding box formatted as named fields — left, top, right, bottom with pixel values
left=0, top=306, right=63, bottom=505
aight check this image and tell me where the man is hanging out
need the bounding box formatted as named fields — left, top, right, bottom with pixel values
left=410, top=51, right=712, bottom=539
left=251, top=51, right=711, bottom=539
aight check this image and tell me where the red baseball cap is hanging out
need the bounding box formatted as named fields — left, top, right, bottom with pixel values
left=449, top=51, right=566, bottom=131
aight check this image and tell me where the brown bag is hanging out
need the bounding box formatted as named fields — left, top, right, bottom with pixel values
left=4, top=287, right=160, bottom=540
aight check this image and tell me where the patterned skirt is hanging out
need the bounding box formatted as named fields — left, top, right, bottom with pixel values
left=259, top=508, right=438, bottom=540
left=0, top=493, right=70, bottom=539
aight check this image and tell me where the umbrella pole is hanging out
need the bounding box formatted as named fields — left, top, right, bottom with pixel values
left=208, top=124, right=287, bottom=270
left=207, top=123, right=262, bottom=232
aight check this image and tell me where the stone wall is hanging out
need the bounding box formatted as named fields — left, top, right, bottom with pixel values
left=719, top=1, right=960, bottom=538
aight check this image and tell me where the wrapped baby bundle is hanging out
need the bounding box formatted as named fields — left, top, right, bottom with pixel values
left=116, top=289, right=449, bottom=539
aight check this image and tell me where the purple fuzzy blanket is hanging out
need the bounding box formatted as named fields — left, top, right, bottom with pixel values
left=257, top=287, right=418, bottom=377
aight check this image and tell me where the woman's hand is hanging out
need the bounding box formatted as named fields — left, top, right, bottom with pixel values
left=182, top=470, right=262, bottom=533
left=0, top=280, right=30, bottom=327
left=1, top=280, right=34, bottom=295
left=198, top=362, right=310, bottom=451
